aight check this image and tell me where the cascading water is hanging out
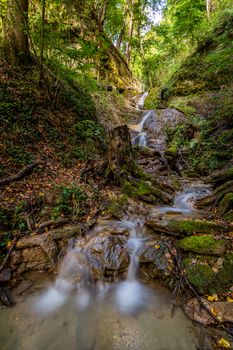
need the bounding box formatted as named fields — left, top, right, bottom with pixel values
left=137, top=92, right=149, bottom=110
left=1, top=93, right=209, bottom=350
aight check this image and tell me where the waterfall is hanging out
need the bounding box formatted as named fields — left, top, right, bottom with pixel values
left=137, top=92, right=149, bottom=110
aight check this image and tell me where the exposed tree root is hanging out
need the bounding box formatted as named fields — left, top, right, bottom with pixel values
left=0, top=161, right=39, bottom=187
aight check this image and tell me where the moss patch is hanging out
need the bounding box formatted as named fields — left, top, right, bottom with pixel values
left=169, top=219, right=228, bottom=236
left=121, top=178, right=164, bottom=204
left=216, top=253, right=233, bottom=291
left=183, top=258, right=215, bottom=294
left=179, top=235, right=226, bottom=256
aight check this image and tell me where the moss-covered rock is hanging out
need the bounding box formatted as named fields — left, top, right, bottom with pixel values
left=183, top=258, right=215, bottom=294
left=121, top=178, right=169, bottom=204
left=183, top=252, right=233, bottom=295
left=179, top=235, right=226, bottom=256
left=217, top=192, right=233, bottom=216
left=216, top=253, right=233, bottom=292
left=169, top=219, right=229, bottom=236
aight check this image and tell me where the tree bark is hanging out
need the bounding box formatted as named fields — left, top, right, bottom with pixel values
left=3, top=0, right=31, bottom=64
left=99, top=0, right=109, bottom=29
left=125, top=0, right=135, bottom=65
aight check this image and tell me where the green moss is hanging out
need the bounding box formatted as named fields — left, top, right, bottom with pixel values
left=224, top=210, right=233, bottom=222
left=216, top=253, right=233, bottom=292
left=121, top=178, right=165, bottom=204
left=183, top=258, right=215, bottom=294
left=169, top=97, right=196, bottom=116
left=107, top=195, right=128, bottom=218
left=169, top=219, right=228, bottom=236
left=218, top=192, right=233, bottom=216
left=144, top=87, right=160, bottom=109
left=179, top=235, right=226, bottom=256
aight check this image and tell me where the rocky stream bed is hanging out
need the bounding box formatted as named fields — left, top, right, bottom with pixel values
left=1, top=94, right=233, bottom=350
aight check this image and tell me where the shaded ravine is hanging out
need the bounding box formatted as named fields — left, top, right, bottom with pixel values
left=0, top=95, right=213, bottom=350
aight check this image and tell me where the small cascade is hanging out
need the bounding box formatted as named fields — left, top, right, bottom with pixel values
left=34, top=219, right=149, bottom=316
left=137, top=92, right=149, bottom=110
left=138, top=132, right=147, bottom=147
left=129, top=110, right=154, bottom=133
left=151, top=181, right=212, bottom=216
left=115, top=222, right=153, bottom=315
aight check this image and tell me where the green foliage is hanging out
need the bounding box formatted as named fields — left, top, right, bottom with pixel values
left=75, top=120, right=107, bottom=160
left=52, top=186, right=88, bottom=218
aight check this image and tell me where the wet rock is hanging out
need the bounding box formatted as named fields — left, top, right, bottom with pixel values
left=139, top=241, right=174, bottom=279
left=145, top=217, right=183, bottom=237
left=0, top=269, right=11, bottom=282
left=85, top=234, right=130, bottom=279
left=184, top=298, right=233, bottom=325
left=179, top=236, right=226, bottom=256
left=10, top=247, right=51, bottom=273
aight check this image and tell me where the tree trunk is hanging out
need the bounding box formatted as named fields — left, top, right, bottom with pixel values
left=99, top=0, right=109, bottom=29
left=106, top=125, right=173, bottom=204
left=3, top=0, right=31, bottom=64
left=125, top=0, right=135, bottom=65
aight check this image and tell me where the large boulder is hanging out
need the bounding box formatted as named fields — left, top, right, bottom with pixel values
left=85, top=234, right=130, bottom=279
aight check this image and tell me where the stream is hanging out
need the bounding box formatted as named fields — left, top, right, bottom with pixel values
left=0, top=94, right=213, bottom=350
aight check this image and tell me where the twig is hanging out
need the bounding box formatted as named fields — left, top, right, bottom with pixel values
left=0, top=161, right=39, bottom=187
left=165, top=242, right=233, bottom=336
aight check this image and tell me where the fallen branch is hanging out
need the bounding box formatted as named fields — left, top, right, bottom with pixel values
left=0, top=161, right=39, bottom=187
left=165, top=242, right=233, bottom=336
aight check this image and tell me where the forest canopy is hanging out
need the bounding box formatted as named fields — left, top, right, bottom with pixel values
left=0, top=0, right=232, bottom=90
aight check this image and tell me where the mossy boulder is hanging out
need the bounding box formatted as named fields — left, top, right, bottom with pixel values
left=183, top=258, right=215, bottom=294
left=217, top=192, right=233, bottom=216
left=169, top=219, right=229, bottom=236
left=216, top=253, right=233, bottom=292
left=121, top=178, right=168, bottom=204
left=179, top=236, right=226, bottom=256
left=183, top=253, right=233, bottom=295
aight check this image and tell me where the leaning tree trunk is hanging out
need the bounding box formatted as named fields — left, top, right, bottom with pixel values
left=106, top=125, right=173, bottom=204
left=3, top=0, right=31, bottom=64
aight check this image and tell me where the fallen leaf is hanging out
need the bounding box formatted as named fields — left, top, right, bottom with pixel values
left=207, top=294, right=218, bottom=302
left=154, top=244, right=161, bottom=250
left=218, top=338, right=231, bottom=348
left=210, top=307, right=218, bottom=316
left=227, top=296, right=233, bottom=303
